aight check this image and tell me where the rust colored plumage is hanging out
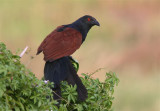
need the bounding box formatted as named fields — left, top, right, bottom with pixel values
left=37, top=26, right=82, bottom=61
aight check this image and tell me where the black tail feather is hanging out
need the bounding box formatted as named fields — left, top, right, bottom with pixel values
left=52, top=86, right=61, bottom=104
left=44, top=56, right=88, bottom=102
left=66, top=60, right=88, bottom=101
left=44, top=57, right=70, bottom=87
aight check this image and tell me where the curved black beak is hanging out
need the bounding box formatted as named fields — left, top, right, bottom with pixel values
left=92, top=18, right=100, bottom=26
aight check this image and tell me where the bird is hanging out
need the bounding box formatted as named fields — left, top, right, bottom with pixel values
left=37, top=15, right=100, bottom=103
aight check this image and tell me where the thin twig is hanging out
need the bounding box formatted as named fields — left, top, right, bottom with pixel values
left=89, top=68, right=105, bottom=76
left=52, top=91, right=69, bottom=105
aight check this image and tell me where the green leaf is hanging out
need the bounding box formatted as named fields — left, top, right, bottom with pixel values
left=69, top=56, right=79, bottom=72
left=15, top=107, right=20, bottom=111
left=71, top=95, right=75, bottom=103
left=38, top=101, right=41, bottom=107
left=68, top=95, right=71, bottom=104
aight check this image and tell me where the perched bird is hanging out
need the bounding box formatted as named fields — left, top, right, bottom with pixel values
left=37, top=15, right=100, bottom=102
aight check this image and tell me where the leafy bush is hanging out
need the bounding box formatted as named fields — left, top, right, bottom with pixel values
left=0, top=42, right=57, bottom=111
left=60, top=72, right=119, bottom=111
left=0, top=42, right=119, bottom=111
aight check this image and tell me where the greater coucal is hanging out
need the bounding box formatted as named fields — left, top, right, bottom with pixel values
left=37, top=15, right=100, bottom=102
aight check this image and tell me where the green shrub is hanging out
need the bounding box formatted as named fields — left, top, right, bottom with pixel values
left=0, top=42, right=58, bottom=111
left=0, top=42, right=119, bottom=111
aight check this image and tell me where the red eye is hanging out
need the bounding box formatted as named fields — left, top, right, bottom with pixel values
left=87, top=18, right=91, bottom=21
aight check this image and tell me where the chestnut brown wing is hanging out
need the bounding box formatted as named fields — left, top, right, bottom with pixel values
left=37, top=26, right=82, bottom=62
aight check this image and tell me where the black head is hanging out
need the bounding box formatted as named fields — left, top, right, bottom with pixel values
left=76, top=15, right=100, bottom=27
left=70, top=15, right=100, bottom=42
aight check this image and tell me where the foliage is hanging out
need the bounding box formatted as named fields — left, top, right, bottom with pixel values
left=0, top=42, right=119, bottom=111
left=0, top=42, right=57, bottom=110
left=59, top=72, right=119, bottom=111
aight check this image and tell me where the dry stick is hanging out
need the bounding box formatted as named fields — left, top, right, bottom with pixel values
left=19, top=46, right=28, bottom=58
left=52, top=91, right=69, bottom=105
left=89, top=68, right=105, bottom=76
left=52, top=87, right=77, bottom=107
